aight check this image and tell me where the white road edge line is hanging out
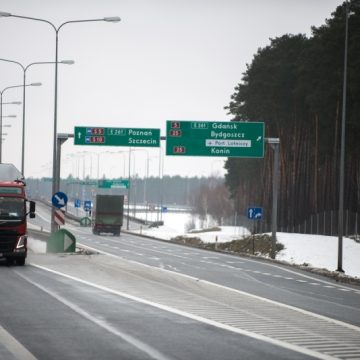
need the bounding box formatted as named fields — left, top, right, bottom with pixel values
left=0, top=325, right=37, bottom=360
left=77, top=243, right=360, bottom=333
left=14, top=271, right=172, bottom=360
left=27, top=263, right=337, bottom=360
left=85, top=236, right=360, bottom=294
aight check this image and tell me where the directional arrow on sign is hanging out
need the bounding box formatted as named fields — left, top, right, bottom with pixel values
left=52, top=192, right=68, bottom=209
left=54, top=194, right=65, bottom=206
left=47, top=229, right=76, bottom=253
left=64, top=234, right=74, bottom=251
left=247, top=207, right=263, bottom=220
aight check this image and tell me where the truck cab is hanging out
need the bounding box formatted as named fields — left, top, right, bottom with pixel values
left=0, top=165, right=36, bottom=266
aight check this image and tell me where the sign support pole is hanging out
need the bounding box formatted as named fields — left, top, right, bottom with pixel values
left=127, top=148, right=131, bottom=230
left=51, top=133, right=73, bottom=233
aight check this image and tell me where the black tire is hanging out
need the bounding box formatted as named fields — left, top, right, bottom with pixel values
left=16, top=257, right=26, bottom=266
left=6, top=258, right=14, bottom=266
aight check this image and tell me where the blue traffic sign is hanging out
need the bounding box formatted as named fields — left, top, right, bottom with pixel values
left=52, top=192, right=68, bottom=208
left=84, top=200, right=92, bottom=211
left=74, top=199, right=81, bottom=208
left=247, top=207, right=262, bottom=220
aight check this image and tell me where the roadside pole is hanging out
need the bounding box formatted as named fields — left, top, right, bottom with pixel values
left=266, top=138, right=280, bottom=259
left=51, top=133, right=73, bottom=233
left=127, top=148, right=131, bottom=230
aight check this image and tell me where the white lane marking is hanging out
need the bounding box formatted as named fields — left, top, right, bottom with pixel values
left=27, top=264, right=339, bottom=360
left=44, top=244, right=360, bottom=334
left=15, top=271, right=171, bottom=360
left=0, top=325, right=37, bottom=360
left=80, top=240, right=360, bottom=294
left=237, top=257, right=360, bottom=293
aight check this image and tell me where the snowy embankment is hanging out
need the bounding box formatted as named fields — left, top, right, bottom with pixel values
left=275, top=233, right=360, bottom=278
left=134, top=212, right=360, bottom=279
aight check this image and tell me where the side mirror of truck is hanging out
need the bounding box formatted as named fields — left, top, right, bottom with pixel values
left=29, top=200, right=36, bottom=218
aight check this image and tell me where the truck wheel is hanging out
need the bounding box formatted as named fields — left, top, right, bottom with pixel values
left=6, top=258, right=14, bottom=266
left=16, top=257, right=26, bottom=266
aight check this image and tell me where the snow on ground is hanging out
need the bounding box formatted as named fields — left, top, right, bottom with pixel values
left=275, top=233, right=360, bottom=278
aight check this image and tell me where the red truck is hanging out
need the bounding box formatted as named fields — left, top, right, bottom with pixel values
left=0, top=164, right=36, bottom=266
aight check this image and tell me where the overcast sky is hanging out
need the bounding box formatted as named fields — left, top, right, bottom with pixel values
left=0, top=0, right=342, bottom=179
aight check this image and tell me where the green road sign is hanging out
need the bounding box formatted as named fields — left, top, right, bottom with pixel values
left=80, top=217, right=92, bottom=227
left=98, top=179, right=129, bottom=189
left=47, top=229, right=76, bottom=253
left=166, top=120, right=264, bottom=157
left=74, top=126, right=160, bottom=147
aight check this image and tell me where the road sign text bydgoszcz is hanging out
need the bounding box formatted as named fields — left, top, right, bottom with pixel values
left=166, top=121, right=264, bottom=157
left=74, top=126, right=160, bottom=147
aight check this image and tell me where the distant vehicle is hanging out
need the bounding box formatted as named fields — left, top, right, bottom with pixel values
left=92, top=194, right=124, bottom=236
left=0, top=164, right=36, bottom=265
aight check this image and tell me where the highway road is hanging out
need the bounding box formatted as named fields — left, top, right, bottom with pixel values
left=0, top=202, right=358, bottom=359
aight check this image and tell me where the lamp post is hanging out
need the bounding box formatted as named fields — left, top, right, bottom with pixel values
left=337, top=0, right=351, bottom=273
left=0, top=58, right=74, bottom=175
left=0, top=11, right=120, bottom=233
left=0, top=83, right=41, bottom=163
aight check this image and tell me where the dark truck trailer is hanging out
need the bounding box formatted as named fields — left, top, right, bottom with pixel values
left=92, top=194, right=124, bottom=236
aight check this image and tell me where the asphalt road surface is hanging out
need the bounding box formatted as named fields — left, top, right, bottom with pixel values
left=1, top=202, right=357, bottom=360
left=1, top=256, right=319, bottom=360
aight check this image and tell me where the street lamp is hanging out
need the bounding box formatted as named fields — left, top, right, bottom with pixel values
left=0, top=82, right=41, bottom=163
left=0, top=58, right=74, bottom=175
left=337, top=0, right=351, bottom=273
left=0, top=11, right=120, bottom=233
